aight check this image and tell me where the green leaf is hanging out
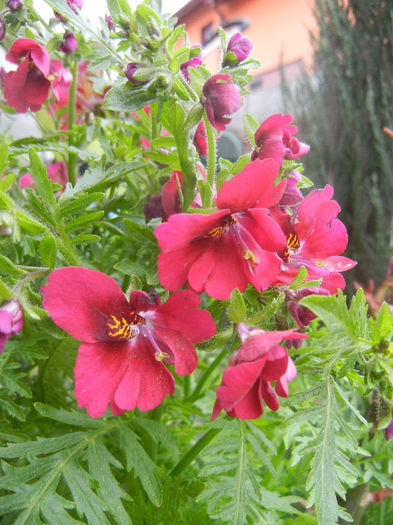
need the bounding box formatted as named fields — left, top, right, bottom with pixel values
left=28, top=149, right=56, bottom=209
left=228, top=288, right=246, bottom=323
left=0, top=144, right=9, bottom=176
left=184, top=103, right=204, bottom=131
left=118, top=425, right=162, bottom=506
left=0, top=278, right=12, bottom=300
left=371, top=302, right=392, bottom=342
left=14, top=210, right=46, bottom=234
left=0, top=190, right=12, bottom=211
left=64, top=211, right=104, bottom=233
left=0, top=255, right=23, bottom=278
left=39, top=235, right=57, bottom=268
left=103, top=81, right=160, bottom=112
left=243, top=113, right=259, bottom=148
left=0, top=174, right=16, bottom=193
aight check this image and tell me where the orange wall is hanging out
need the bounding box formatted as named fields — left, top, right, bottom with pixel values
left=178, top=0, right=317, bottom=74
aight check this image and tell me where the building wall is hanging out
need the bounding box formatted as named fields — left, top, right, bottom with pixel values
left=177, top=0, right=317, bottom=75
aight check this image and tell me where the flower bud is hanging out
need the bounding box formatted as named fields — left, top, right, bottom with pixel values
left=0, top=299, right=24, bottom=354
left=223, top=33, right=252, bottom=67
left=7, top=0, right=22, bottom=10
left=60, top=32, right=77, bottom=55
left=125, top=63, right=145, bottom=86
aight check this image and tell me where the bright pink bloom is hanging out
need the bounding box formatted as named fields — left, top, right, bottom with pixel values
left=273, top=185, right=357, bottom=292
left=50, top=60, right=72, bottom=109
left=3, top=38, right=51, bottom=113
left=252, top=114, right=310, bottom=164
left=212, top=324, right=307, bottom=420
left=202, top=74, right=241, bottom=131
left=194, top=120, right=208, bottom=155
left=18, top=161, right=68, bottom=190
left=0, top=299, right=24, bottom=354
left=41, top=267, right=215, bottom=417
left=224, top=32, right=252, bottom=66
left=155, top=159, right=287, bottom=300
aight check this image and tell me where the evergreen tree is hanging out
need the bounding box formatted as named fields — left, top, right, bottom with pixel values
left=285, top=0, right=393, bottom=288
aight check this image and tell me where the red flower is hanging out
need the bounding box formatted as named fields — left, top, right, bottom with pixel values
left=3, top=38, right=51, bottom=113
left=252, top=113, right=310, bottom=164
left=41, top=267, right=215, bottom=417
left=155, top=159, right=286, bottom=300
left=202, top=73, right=241, bottom=131
left=212, top=325, right=307, bottom=420
left=180, top=47, right=202, bottom=82
left=0, top=299, right=24, bottom=354
left=273, top=185, right=357, bottom=292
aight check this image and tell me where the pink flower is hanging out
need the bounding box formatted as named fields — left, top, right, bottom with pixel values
left=155, top=159, right=287, bottom=300
left=54, top=0, right=82, bottom=18
left=105, top=14, right=115, bottom=31
left=3, top=38, right=51, bottom=113
left=50, top=60, right=72, bottom=109
left=41, top=267, right=215, bottom=417
left=202, top=73, right=241, bottom=131
left=212, top=324, right=307, bottom=420
left=194, top=120, right=208, bottom=156
left=0, top=299, right=24, bottom=354
left=273, top=185, right=357, bottom=292
left=224, top=32, right=252, bottom=66
left=18, top=161, right=68, bottom=190
left=252, top=114, right=310, bottom=164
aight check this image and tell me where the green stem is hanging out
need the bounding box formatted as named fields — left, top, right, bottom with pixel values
left=12, top=268, right=51, bottom=294
left=203, top=113, right=216, bottom=208
left=183, top=375, right=190, bottom=400
left=67, top=59, right=78, bottom=186
left=167, top=428, right=221, bottom=478
left=189, top=347, right=228, bottom=402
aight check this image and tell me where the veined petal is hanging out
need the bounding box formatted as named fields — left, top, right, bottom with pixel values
left=41, top=266, right=129, bottom=343
left=114, top=337, right=175, bottom=412
left=74, top=341, right=129, bottom=418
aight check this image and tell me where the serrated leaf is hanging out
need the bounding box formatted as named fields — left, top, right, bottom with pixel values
left=0, top=277, right=12, bottom=300
left=103, top=81, right=160, bottom=112
left=65, top=211, right=104, bottom=233
left=39, top=235, right=57, bottom=268
left=28, top=149, right=56, bottom=209
left=14, top=210, right=46, bottom=234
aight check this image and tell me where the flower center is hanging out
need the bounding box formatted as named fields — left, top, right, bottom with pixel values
left=204, top=215, right=237, bottom=238
left=107, top=311, right=146, bottom=340
left=280, top=232, right=300, bottom=263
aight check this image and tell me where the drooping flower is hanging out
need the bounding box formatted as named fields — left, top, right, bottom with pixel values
left=41, top=267, right=215, bottom=417
left=50, top=60, right=72, bottom=109
left=212, top=324, right=307, bottom=420
left=3, top=38, right=51, bottom=113
left=60, top=32, right=77, bottom=55
left=155, top=159, right=287, bottom=300
left=252, top=113, right=310, bottom=164
left=0, top=299, right=24, bottom=354
left=202, top=73, right=241, bottom=131
left=18, top=161, right=69, bottom=190
left=273, top=185, right=357, bottom=292
left=223, top=32, right=252, bottom=67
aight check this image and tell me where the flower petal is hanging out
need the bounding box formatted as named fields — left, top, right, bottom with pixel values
left=114, top=337, right=175, bottom=411
left=74, top=341, right=129, bottom=418
left=41, top=267, right=129, bottom=343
